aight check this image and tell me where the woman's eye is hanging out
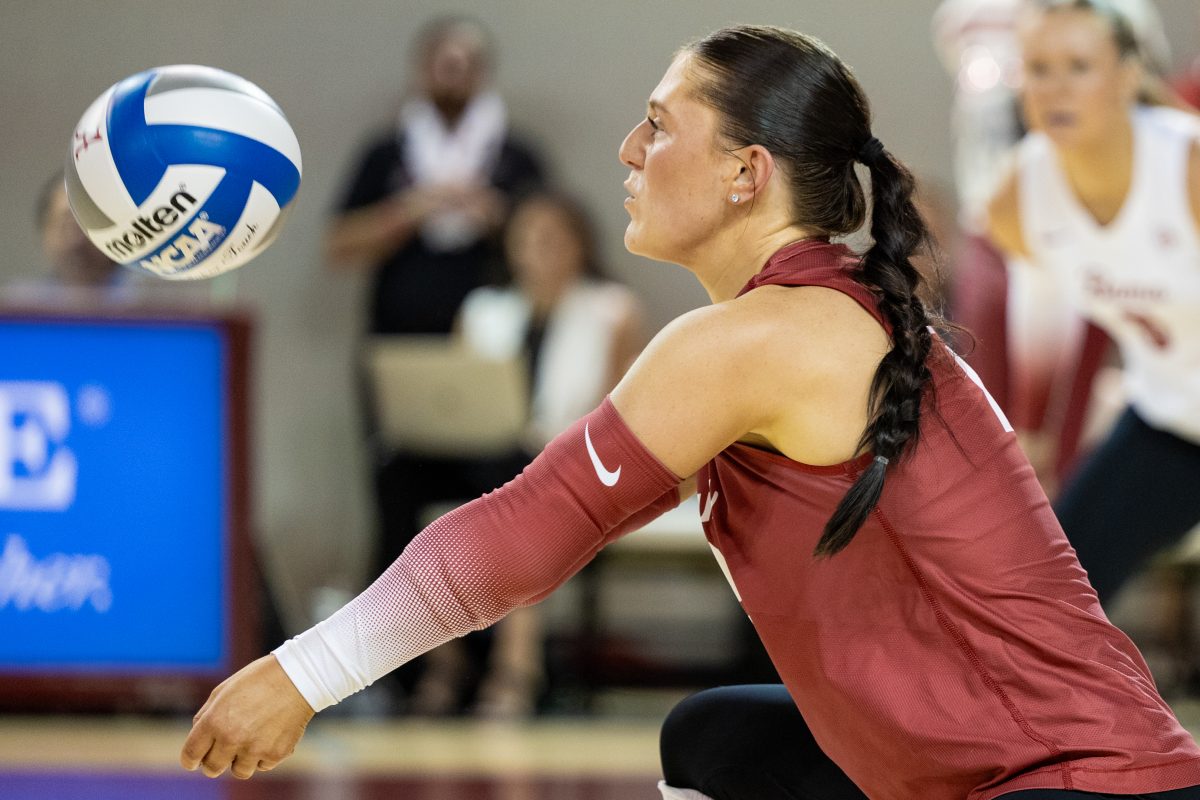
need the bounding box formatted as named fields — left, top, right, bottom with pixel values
left=647, top=116, right=662, bottom=133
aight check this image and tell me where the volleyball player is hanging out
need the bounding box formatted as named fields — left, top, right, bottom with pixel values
left=182, top=24, right=1200, bottom=799
left=986, top=0, right=1200, bottom=604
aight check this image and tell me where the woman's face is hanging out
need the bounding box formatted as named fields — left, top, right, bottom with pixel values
left=1018, top=8, right=1138, bottom=148
left=506, top=200, right=586, bottom=304
left=619, top=53, right=736, bottom=264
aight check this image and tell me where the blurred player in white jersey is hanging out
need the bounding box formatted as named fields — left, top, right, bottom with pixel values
left=985, top=0, right=1200, bottom=602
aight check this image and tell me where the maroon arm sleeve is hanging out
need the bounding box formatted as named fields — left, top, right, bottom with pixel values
left=273, top=397, right=684, bottom=709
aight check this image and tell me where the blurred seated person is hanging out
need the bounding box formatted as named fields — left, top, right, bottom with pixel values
left=460, top=191, right=645, bottom=450
left=324, top=15, right=546, bottom=335
left=6, top=172, right=217, bottom=309
left=386, top=191, right=645, bottom=717
left=41, top=174, right=125, bottom=287
left=4, top=172, right=132, bottom=302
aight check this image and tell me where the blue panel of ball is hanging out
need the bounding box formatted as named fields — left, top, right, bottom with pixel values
left=106, top=71, right=164, bottom=206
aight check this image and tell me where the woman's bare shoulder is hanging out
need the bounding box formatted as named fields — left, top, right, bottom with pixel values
left=621, top=280, right=891, bottom=408
left=631, top=300, right=763, bottom=375
left=732, top=283, right=888, bottom=355
left=609, top=300, right=788, bottom=478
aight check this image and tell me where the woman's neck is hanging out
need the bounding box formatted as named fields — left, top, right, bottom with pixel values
left=692, top=224, right=822, bottom=304
left=1056, top=113, right=1136, bottom=225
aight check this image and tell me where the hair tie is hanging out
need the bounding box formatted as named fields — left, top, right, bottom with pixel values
left=874, top=455, right=889, bottom=467
left=857, top=136, right=885, bottom=165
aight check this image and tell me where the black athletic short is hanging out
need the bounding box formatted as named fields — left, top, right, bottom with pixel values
left=1054, top=408, right=1200, bottom=603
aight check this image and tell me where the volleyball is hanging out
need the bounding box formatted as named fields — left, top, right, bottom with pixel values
left=64, top=64, right=301, bottom=281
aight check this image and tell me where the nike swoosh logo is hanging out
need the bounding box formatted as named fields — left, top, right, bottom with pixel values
left=700, top=491, right=719, bottom=523
left=584, top=423, right=621, bottom=487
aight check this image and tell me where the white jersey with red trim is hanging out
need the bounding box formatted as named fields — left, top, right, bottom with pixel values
left=1017, top=105, right=1200, bottom=443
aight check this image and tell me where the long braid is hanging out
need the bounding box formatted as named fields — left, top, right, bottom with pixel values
left=814, top=141, right=934, bottom=558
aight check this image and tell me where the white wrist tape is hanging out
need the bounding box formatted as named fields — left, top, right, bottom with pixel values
left=273, top=616, right=372, bottom=712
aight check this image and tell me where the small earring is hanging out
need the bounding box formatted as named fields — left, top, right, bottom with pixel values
left=730, top=193, right=740, bottom=204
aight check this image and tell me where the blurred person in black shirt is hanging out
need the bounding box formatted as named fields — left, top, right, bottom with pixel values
left=325, top=15, right=546, bottom=334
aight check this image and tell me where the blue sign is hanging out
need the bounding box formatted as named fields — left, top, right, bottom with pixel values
left=0, top=319, right=227, bottom=672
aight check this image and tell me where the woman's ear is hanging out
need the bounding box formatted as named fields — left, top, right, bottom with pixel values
left=728, top=144, right=776, bottom=203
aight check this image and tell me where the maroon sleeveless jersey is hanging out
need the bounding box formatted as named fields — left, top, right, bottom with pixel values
left=698, top=240, right=1200, bottom=799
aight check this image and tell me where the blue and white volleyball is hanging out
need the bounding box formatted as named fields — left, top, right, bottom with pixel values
left=65, top=64, right=301, bottom=280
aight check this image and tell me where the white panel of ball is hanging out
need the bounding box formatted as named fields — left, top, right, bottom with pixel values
left=71, top=88, right=138, bottom=221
